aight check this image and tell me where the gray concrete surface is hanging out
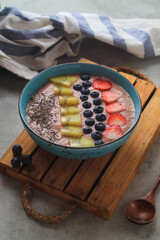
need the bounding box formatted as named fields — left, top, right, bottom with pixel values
left=0, top=1, right=160, bottom=240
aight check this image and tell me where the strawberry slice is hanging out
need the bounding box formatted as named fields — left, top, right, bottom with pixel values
left=103, top=124, right=123, bottom=140
left=105, top=102, right=126, bottom=114
left=93, top=79, right=112, bottom=91
left=101, top=91, right=121, bottom=103
left=107, top=113, right=127, bottom=126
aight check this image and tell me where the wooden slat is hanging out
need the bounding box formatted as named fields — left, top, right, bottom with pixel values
left=79, top=58, right=118, bottom=72
left=118, top=72, right=137, bottom=84
left=65, top=152, right=113, bottom=200
left=134, top=79, right=155, bottom=107
left=88, top=87, right=160, bottom=218
left=79, top=58, right=98, bottom=64
left=20, top=148, right=56, bottom=181
left=42, top=157, right=82, bottom=191
left=0, top=130, right=37, bottom=171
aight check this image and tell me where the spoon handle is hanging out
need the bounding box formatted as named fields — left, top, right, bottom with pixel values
left=145, top=175, right=160, bottom=201
left=151, top=175, right=160, bottom=194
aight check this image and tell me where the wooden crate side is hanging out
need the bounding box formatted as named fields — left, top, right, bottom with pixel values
left=88, top=87, right=160, bottom=218
left=42, top=157, right=82, bottom=191
left=62, top=78, right=155, bottom=201
left=20, top=148, right=56, bottom=181
left=134, top=79, right=155, bottom=107
left=79, top=58, right=118, bottom=72
left=4, top=168, right=107, bottom=219
left=0, top=130, right=37, bottom=171
left=79, top=58, right=97, bottom=64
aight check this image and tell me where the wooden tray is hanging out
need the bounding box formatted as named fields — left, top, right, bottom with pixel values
left=0, top=58, right=160, bottom=219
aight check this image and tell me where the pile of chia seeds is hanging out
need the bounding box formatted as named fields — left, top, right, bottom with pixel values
left=26, top=92, right=60, bottom=142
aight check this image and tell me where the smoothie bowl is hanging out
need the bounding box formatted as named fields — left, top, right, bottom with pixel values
left=19, top=63, right=141, bottom=159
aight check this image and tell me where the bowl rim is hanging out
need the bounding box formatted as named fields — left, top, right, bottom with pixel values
left=19, top=62, right=142, bottom=150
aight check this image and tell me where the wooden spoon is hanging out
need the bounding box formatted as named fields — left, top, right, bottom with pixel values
left=125, top=175, right=160, bottom=224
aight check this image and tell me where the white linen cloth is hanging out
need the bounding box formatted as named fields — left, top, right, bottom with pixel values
left=0, top=7, right=160, bottom=79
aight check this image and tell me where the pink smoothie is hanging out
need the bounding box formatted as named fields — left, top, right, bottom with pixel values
left=26, top=75, right=135, bottom=146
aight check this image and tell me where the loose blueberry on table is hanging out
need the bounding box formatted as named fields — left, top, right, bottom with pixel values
left=21, top=155, right=32, bottom=166
left=11, top=157, right=21, bottom=168
left=12, top=144, right=22, bottom=156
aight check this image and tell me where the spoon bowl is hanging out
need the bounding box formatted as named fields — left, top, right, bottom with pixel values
left=125, top=175, right=160, bottom=224
left=125, top=199, right=156, bottom=224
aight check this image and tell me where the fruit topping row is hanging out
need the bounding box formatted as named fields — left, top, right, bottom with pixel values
left=73, top=74, right=107, bottom=146
left=50, top=73, right=127, bottom=147
left=50, top=74, right=94, bottom=147
left=92, top=77, right=126, bottom=141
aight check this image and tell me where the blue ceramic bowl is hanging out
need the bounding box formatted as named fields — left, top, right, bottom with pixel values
left=19, top=63, right=141, bottom=160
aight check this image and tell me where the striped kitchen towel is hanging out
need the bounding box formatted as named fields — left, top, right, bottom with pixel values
left=0, top=6, right=160, bottom=79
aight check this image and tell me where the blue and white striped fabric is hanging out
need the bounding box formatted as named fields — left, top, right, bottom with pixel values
left=0, top=7, right=160, bottom=79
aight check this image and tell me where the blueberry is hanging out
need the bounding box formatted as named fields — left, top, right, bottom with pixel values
left=96, top=114, right=106, bottom=122
left=95, top=123, right=106, bottom=132
left=93, top=106, right=104, bottom=113
left=73, top=84, right=82, bottom=91
left=90, top=91, right=99, bottom=98
left=83, top=110, right=93, bottom=117
left=82, top=81, right=92, bottom=88
left=93, top=97, right=102, bottom=106
left=21, top=155, right=32, bottom=166
left=85, top=118, right=95, bottom=126
left=80, top=95, right=88, bottom=102
left=80, top=74, right=90, bottom=81
left=83, top=126, right=92, bottom=134
left=81, top=88, right=90, bottom=95
left=95, top=140, right=104, bottom=145
left=12, top=144, right=22, bottom=156
left=82, top=101, right=91, bottom=109
left=11, top=157, right=21, bottom=168
left=91, top=131, right=102, bottom=140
